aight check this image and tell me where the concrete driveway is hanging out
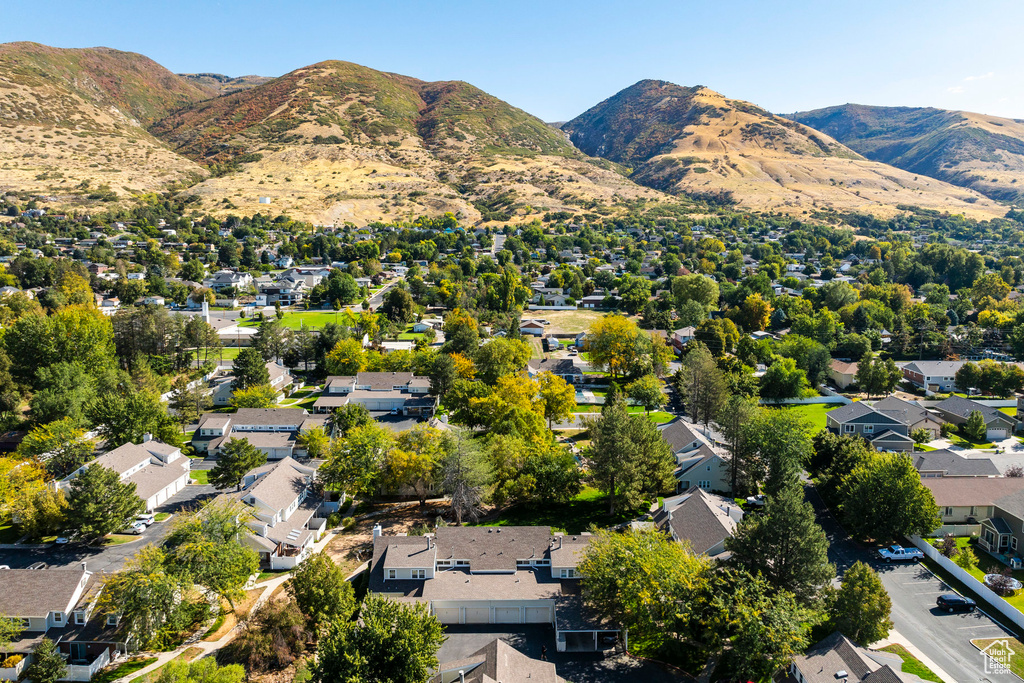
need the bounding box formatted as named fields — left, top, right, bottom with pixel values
left=0, top=484, right=217, bottom=574
left=438, top=625, right=687, bottom=683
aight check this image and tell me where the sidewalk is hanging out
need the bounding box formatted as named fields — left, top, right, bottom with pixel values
left=116, top=528, right=343, bottom=682
left=873, top=631, right=959, bottom=683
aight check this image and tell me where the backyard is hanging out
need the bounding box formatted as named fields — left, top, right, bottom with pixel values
left=928, top=536, right=1024, bottom=611
left=473, top=486, right=639, bottom=534
left=238, top=310, right=358, bottom=330
left=778, top=403, right=833, bottom=433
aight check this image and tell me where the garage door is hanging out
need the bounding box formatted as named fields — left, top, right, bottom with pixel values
left=988, top=429, right=1008, bottom=440
left=464, top=607, right=489, bottom=624
left=525, top=607, right=551, bottom=624
left=494, top=607, right=521, bottom=624
left=433, top=608, right=461, bottom=624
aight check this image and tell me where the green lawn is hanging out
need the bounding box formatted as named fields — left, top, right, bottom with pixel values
left=0, top=521, right=22, bottom=544
left=879, top=644, right=942, bottom=683
left=778, top=403, right=834, bottom=433
left=949, top=434, right=995, bottom=449
left=1000, top=407, right=1017, bottom=416
left=91, top=657, right=159, bottom=683
left=257, top=569, right=291, bottom=582
left=238, top=311, right=354, bottom=330
left=102, top=533, right=140, bottom=546
left=927, top=538, right=1024, bottom=612
left=154, top=512, right=172, bottom=522
left=571, top=407, right=674, bottom=423
left=213, top=347, right=243, bottom=360
left=190, top=470, right=210, bottom=485
left=397, top=333, right=425, bottom=341
left=473, top=486, right=639, bottom=534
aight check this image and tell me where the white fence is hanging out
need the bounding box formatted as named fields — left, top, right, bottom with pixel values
left=927, top=524, right=982, bottom=538
left=526, top=305, right=578, bottom=311
left=909, top=535, right=1024, bottom=631
left=761, top=395, right=851, bottom=406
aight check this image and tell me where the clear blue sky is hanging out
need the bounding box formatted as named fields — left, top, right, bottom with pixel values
left=3, top=0, right=1022, bottom=122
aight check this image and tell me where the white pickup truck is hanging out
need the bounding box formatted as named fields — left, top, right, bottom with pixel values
left=878, top=544, right=923, bottom=563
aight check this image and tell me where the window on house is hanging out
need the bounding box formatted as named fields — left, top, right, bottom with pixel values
left=944, top=507, right=954, bottom=516
left=74, top=612, right=85, bottom=625
left=412, top=569, right=426, bottom=579
left=107, top=615, right=119, bottom=626
left=559, top=568, right=576, bottom=579
left=843, top=425, right=855, bottom=433
left=1014, top=537, right=1019, bottom=551
left=387, top=569, right=396, bottom=580
left=51, top=612, right=63, bottom=624
left=455, top=560, right=469, bottom=566
left=863, top=425, right=874, bottom=433
left=698, top=480, right=710, bottom=489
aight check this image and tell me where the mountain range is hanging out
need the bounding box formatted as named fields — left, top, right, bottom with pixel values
left=0, top=41, right=1019, bottom=223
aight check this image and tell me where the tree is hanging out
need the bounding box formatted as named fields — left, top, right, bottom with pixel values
left=428, top=353, right=457, bottom=397
left=828, top=561, right=892, bottom=646
left=154, top=658, right=244, bottom=683
left=840, top=452, right=939, bottom=541
left=727, top=483, right=834, bottom=603
left=854, top=352, right=902, bottom=397
left=25, top=638, right=66, bottom=683
left=16, top=418, right=95, bottom=479
left=385, top=425, right=451, bottom=505
left=297, top=426, right=329, bottom=458
left=587, top=395, right=674, bottom=513
left=253, top=320, right=289, bottom=363
left=963, top=410, right=988, bottom=442
left=586, top=314, right=650, bottom=379
left=169, top=375, right=212, bottom=431
left=209, top=438, right=267, bottom=490
left=331, top=403, right=372, bottom=436
left=672, top=274, right=719, bottom=310
left=320, top=422, right=393, bottom=498
left=381, top=287, right=416, bottom=324
left=439, top=436, right=486, bottom=524
left=911, top=428, right=932, bottom=445
left=88, top=388, right=180, bottom=448
left=760, top=356, right=808, bottom=401
left=17, top=486, right=67, bottom=540
left=219, top=600, right=310, bottom=672
left=678, top=343, right=727, bottom=427
left=230, top=384, right=277, bottom=409
left=537, top=371, right=577, bottom=428
left=65, top=464, right=145, bottom=539
left=727, top=574, right=810, bottom=681
left=740, top=409, right=813, bottom=496
left=715, top=395, right=759, bottom=495
left=577, top=529, right=715, bottom=657
left=286, top=553, right=357, bottom=633
left=739, top=293, right=773, bottom=331
left=99, top=545, right=196, bottom=647
left=0, top=615, right=22, bottom=652
left=625, top=374, right=666, bottom=414
left=312, top=594, right=445, bottom=683
left=473, top=337, right=531, bottom=385
left=324, top=338, right=366, bottom=376
left=232, top=347, right=270, bottom=390
left=164, top=500, right=259, bottom=607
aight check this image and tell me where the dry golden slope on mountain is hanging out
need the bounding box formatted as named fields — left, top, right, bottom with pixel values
left=151, top=60, right=673, bottom=224
left=0, top=42, right=209, bottom=204
left=564, top=81, right=1006, bottom=219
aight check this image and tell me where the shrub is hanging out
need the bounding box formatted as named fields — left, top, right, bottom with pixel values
left=326, top=513, right=342, bottom=529
left=341, top=516, right=356, bottom=531
left=1, top=655, right=23, bottom=668
left=217, top=601, right=310, bottom=672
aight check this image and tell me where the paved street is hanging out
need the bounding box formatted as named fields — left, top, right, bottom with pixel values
left=0, top=484, right=216, bottom=574
left=807, top=485, right=1019, bottom=683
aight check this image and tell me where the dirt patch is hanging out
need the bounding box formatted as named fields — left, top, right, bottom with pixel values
left=204, top=588, right=264, bottom=642
left=324, top=500, right=451, bottom=574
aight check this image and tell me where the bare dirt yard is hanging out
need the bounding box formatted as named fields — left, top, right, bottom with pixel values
left=324, top=500, right=451, bottom=575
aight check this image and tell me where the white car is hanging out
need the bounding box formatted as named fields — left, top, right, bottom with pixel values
left=127, top=522, right=147, bottom=535
left=746, top=494, right=766, bottom=507
left=878, top=545, right=924, bottom=563
left=136, top=513, right=156, bottom=526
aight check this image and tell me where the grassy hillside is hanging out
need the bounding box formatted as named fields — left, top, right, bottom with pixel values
left=0, top=42, right=209, bottom=204
left=178, top=72, right=274, bottom=96
left=564, top=80, right=1005, bottom=219
left=790, top=104, right=1024, bottom=202
left=152, top=61, right=670, bottom=223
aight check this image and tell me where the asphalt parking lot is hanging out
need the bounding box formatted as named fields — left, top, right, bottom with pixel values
left=438, top=625, right=684, bottom=683
left=0, top=483, right=217, bottom=574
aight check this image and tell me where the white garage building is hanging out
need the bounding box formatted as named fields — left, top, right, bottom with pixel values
left=369, top=526, right=621, bottom=653
left=60, top=437, right=190, bottom=512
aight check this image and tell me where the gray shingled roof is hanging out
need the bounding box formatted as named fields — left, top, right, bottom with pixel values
left=913, top=449, right=1000, bottom=477
left=0, top=569, right=90, bottom=618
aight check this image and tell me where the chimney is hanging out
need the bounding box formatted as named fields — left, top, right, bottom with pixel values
left=426, top=535, right=432, bottom=550
left=459, top=671, right=465, bottom=683
left=202, top=299, right=210, bottom=323
left=81, top=562, right=87, bottom=572
left=372, top=524, right=382, bottom=540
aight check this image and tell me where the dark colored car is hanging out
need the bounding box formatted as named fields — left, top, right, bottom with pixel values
left=936, top=594, right=976, bottom=613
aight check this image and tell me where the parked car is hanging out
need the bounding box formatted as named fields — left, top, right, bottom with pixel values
left=136, top=513, right=156, bottom=526
left=937, top=593, right=976, bottom=613
left=127, top=522, right=147, bottom=535
left=390, top=408, right=400, bottom=415
left=745, top=494, right=766, bottom=507
left=878, top=545, right=924, bottom=563
left=55, top=536, right=71, bottom=544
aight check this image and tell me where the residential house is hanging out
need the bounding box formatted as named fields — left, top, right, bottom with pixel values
left=207, top=270, right=253, bottom=293
left=526, top=358, right=584, bottom=385
left=412, top=317, right=443, bottom=333
left=194, top=408, right=329, bottom=459
left=828, top=359, right=858, bottom=390
left=654, top=487, right=743, bottom=558
left=520, top=320, right=546, bottom=336
left=369, top=526, right=620, bottom=652
left=60, top=437, right=190, bottom=512
left=0, top=567, right=129, bottom=681
left=783, top=631, right=921, bottom=683
left=913, top=449, right=1000, bottom=478
left=673, top=444, right=732, bottom=494
left=212, top=361, right=297, bottom=406
left=931, top=395, right=1018, bottom=440
left=659, top=420, right=711, bottom=458
left=312, top=371, right=435, bottom=415
left=923, top=478, right=1024, bottom=561
left=221, top=457, right=327, bottom=570
left=670, top=326, right=696, bottom=353
left=902, top=360, right=967, bottom=393
left=825, top=402, right=915, bottom=452
left=871, top=396, right=947, bottom=440
left=431, top=639, right=563, bottom=683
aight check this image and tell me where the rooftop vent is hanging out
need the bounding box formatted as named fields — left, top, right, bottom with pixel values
left=835, top=672, right=848, bottom=680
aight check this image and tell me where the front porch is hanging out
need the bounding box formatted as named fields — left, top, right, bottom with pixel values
left=979, top=517, right=1022, bottom=567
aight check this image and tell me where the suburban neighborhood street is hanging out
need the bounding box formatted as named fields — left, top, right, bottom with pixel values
left=808, top=485, right=1019, bottom=683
